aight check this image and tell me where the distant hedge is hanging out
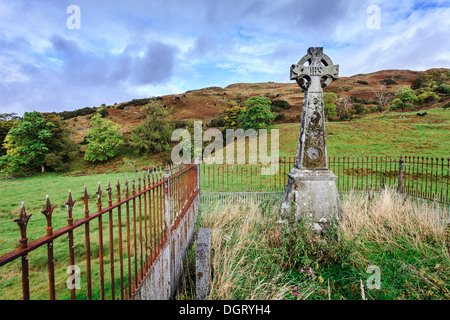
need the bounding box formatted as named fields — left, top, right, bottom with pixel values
left=57, top=107, right=98, bottom=120
left=119, top=98, right=153, bottom=108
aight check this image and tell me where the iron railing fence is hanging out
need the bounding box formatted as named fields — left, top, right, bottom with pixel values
left=0, top=164, right=198, bottom=300
left=200, top=155, right=450, bottom=205
left=199, top=156, right=450, bottom=223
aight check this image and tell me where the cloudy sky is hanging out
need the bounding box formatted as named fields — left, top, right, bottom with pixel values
left=0, top=0, right=449, bottom=116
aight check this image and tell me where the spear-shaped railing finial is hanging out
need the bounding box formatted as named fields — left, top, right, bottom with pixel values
left=41, top=195, right=55, bottom=236
left=65, top=190, right=76, bottom=226
left=82, top=185, right=90, bottom=218
left=14, top=202, right=32, bottom=249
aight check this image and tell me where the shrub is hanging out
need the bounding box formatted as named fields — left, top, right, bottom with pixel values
left=97, top=105, right=109, bottom=118
left=272, top=99, right=292, bottom=110
left=57, top=106, right=98, bottom=120
left=324, top=92, right=338, bottom=121
left=224, top=106, right=245, bottom=129
left=411, top=69, right=450, bottom=91
left=208, top=115, right=226, bottom=128
left=356, top=80, right=369, bottom=85
left=436, top=83, right=450, bottom=95
left=352, top=103, right=369, bottom=115
left=417, top=91, right=440, bottom=104
left=442, top=102, right=450, bottom=110
left=380, top=79, right=398, bottom=86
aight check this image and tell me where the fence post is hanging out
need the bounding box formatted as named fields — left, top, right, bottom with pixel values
left=398, top=156, right=404, bottom=198
left=195, top=156, right=201, bottom=211
left=196, top=228, right=211, bottom=300
left=163, top=164, right=174, bottom=298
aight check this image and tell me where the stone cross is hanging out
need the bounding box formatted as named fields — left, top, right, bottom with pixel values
left=281, top=47, right=342, bottom=231
left=290, top=47, right=339, bottom=169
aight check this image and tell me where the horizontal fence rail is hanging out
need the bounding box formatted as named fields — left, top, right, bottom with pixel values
left=0, top=164, right=198, bottom=300
left=200, top=156, right=450, bottom=205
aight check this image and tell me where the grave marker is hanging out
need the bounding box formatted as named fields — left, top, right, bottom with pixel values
left=281, top=47, right=343, bottom=231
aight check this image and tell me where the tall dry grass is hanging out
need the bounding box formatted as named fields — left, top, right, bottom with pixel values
left=195, top=188, right=449, bottom=300
left=201, top=201, right=310, bottom=300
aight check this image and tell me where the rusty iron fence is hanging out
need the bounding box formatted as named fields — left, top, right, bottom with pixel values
left=0, top=164, right=198, bottom=300
left=200, top=155, right=450, bottom=206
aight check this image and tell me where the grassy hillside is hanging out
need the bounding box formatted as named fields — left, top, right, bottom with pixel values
left=277, top=106, right=450, bottom=158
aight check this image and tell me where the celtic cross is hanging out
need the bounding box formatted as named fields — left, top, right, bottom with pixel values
left=290, top=47, right=339, bottom=169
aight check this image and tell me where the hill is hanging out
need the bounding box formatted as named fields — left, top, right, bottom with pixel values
left=47, top=68, right=448, bottom=174
left=64, top=68, right=448, bottom=144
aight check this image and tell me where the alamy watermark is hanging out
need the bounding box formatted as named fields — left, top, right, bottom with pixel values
left=67, top=5, right=81, bottom=30
left=66, top=265, right=81, bottom=290
left=171, top=121, right=280, bottom=176
left=366, top=265, right=381, bottom=289
left=367, top=5, right=381, bottom=29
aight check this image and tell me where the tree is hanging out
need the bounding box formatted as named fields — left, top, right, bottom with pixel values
left=0, top=113, right=21, bottom=156
left=372, top=85, right=393, bottom=112
left=323, top=92, right=338, bottom=121
left=237, top=96, right=275, bottom=130
left=336, top=97, right=355, bottom=121
left=0, top=113, right=21, bottom=121
left=0, top=120, right=17, bottom=157
left=389, top=87, right=418, bottom=112
left=84, top=113, right=124, bottom=163
left=42, top=113, right=78, bottom=171
left=1, top=112, right=54, bottom=173
left=130, top=103, right=173, bottom=155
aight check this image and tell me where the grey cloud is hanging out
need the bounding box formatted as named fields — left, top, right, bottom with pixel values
left=274, top=0, right=350, bottom=36
left=48, top=35, right=177, bottom=86
left=134, top=41, right=177, bottom=85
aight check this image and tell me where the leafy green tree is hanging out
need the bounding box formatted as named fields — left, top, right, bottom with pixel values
left=389, top=87, right=418, bottom=112
left=42, top=113, right=78, bottom=171
left=84, top=113, right=124, bottom=163
left=323, top=92, right=338, bottom=121
left=1, top=112, right=54, bottom=173
left=130, top=103, right=173, bottom=155
left=237, top=96, right=275, bottom=130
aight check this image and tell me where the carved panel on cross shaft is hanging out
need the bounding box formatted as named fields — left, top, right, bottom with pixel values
left=303, top=94, right=326, bottom=168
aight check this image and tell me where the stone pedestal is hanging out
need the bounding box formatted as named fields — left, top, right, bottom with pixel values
left=281, top=47, right=342, bottom=230
left=281, top=168, right=342, bottom=232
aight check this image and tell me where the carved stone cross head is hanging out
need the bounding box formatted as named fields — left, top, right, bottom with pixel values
left=290, top=47, right=339, bottom=91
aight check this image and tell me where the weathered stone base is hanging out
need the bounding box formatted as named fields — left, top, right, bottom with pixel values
left=281, top=168, right=343, bottom=232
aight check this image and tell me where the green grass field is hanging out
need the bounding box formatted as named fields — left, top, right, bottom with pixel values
left=276, top=107, right=450, bottom=158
